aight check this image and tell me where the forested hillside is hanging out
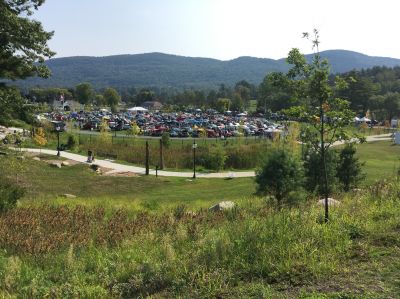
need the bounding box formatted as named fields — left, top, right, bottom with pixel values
left=15, top=51, right=400, bottom=90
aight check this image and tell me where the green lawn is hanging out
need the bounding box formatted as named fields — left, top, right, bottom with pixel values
left=15, top=140, right=399, bottom=212
left=19, top=158, right=255, bottom=212
left=356, top=140, right=400, bottom=183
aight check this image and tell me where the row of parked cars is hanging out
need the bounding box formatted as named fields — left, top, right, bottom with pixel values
left=42, top=110, right=287, bottom=138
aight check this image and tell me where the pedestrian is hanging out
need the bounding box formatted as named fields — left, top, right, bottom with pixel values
left=87, top=150, right=92, bottom=163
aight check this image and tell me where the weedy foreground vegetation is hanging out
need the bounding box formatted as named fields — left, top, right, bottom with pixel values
left=0, top=172, right=400, bottom=297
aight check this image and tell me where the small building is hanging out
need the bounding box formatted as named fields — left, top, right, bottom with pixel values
left=52, top=99, right=83, bottom=112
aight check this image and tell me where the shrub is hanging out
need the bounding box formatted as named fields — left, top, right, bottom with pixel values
left=161, top=132, right=171, bottom=148
left=0, top=178, right=25, bottom=213
left=66, top=134, right=79, bottom=151
left=201, top=144, right=227, bottom=171
left=255, top=148, right=304, bottom=204
left=336, top=143, right=365, bottom=192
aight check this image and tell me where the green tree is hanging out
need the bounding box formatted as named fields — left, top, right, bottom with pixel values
left=75, top=83, right=94, bottom=105
left=303, top=148, right=338, bottom=195
left=215, top=98, right=231, bottom=113
left=231, top=93, right=244, bottom=112
left=382, top=92, right=400, bottom=122
left=94, top=94, right=106, bottom=106
left=103, top=87, right=121, bottom=112
left=0, top=0, right=55, bottom=80
left=336, top=143, right=365, bottom=192
left=258, top=72, right=295, bottom=113
left=0, top=87, right=25, bottom=125
left=0, top=0, right=54, bottom=125
left=279, top=30, right=356, bottom=221
left=255, top=148, right=304, bottom=205
left=338, top=71, right=380, bottom=115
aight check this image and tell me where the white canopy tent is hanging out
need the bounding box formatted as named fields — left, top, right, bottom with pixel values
left=127, top=107, right=148, bottom=112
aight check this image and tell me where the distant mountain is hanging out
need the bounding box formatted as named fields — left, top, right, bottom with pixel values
left=14, top=50, right=400, bottom=90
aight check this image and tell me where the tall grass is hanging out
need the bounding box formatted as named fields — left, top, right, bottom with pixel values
left=1, top=178, right=400, bottom=297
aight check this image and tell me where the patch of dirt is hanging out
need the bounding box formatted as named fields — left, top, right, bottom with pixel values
left=102, top=171, right=138, bottom=177
left=43, top=159, right=80, bottom=166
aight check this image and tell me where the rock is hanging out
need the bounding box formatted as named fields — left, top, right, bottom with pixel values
left=90, top=164, right=100, bottom=171
left=51, top=162, right=62, bottom=168
left=317, top=198, right=341, bottom=207
left=61, top=161, right=70, bottom=166
left=33, top=157, right=40, bottom=161
left=62, top=194, right=76, bottom=199
left=95, top=168, right=102, bottom=174
left=209, top=201, right=235, bottom=212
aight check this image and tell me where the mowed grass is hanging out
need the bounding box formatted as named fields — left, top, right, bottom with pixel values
left=19, top=159, right=255, bottom=211
left=356, top=140, right=400, bottom=183
left=15, top=140, right=399, bottom=211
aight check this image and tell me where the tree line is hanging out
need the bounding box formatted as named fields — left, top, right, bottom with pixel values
left=19, top=64, right=400, bottom=123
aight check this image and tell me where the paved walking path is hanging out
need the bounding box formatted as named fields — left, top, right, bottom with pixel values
left=16, top=134, right=393, bottom=178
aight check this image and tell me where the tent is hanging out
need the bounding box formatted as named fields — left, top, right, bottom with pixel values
left=127, top=107, right=148, bottom=112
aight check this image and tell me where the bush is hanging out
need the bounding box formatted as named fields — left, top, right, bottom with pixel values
left=161, top=132, right=171, bottom=148
left=336, top=143, right=365, bottom=192
left=201, top=144, right=227, bottom=171
left=0, top=178, right=25, bottom=213
left=66, top=134, right=79, bottom=151
left=255, top=148, right=304, bottom=204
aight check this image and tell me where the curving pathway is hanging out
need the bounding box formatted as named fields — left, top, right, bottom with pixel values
left=16, top=134, right=393, bottom=178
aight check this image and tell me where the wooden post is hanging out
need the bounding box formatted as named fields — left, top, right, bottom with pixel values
left=145, top=140, right=149, bottom=175
left=159, top=139, right=164, bottom=170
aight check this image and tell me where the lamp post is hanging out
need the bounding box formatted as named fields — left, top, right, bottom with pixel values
left=56, top=125, right=61, bottom=156
left=192, top=140, right=197, bottom=179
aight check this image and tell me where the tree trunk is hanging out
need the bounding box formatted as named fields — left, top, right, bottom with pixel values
left=145, top=141, right=149, bottom=175
left=320, top=105, right=329, bottom=223
left=159, top=139, right=164, bottom=170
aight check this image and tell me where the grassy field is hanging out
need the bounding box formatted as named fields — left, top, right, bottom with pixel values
left=1, top=179, right=400, bottom=297
left=355, top=140, right=400, bottom=184
left=18, top=157, right=255, bottom=212
left=1, top=141, right=400, bottom=297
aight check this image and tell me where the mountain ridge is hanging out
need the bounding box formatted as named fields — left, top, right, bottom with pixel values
left=15, top=50, right=400, bottom=90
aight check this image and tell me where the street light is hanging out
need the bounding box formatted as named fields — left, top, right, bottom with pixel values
left=192, top=140, right=197, bottom=179
left=56, top=125, right=61, bottom=156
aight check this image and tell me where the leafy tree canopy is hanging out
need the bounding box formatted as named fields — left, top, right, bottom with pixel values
left=0, top=0, right=55, bottom=80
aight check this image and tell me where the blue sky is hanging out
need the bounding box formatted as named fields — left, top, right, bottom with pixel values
left=34, top=0, right=400, bottom=60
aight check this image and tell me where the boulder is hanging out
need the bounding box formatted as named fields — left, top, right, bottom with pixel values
left=209, top=201, right=235, bottom=212
left=51, top=162, right=62, bottom=168
left=317, top=198, right=341, bottom=207
left=62, top=194, right=76, bottom=199
left=90, top=164, right=100, bottom=171
left=61, top=161, right=70, bottom=166
left=33, top=157, right=41, bottom=161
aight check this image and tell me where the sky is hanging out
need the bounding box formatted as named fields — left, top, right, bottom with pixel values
left=33, top=0, right=400, bottom=60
